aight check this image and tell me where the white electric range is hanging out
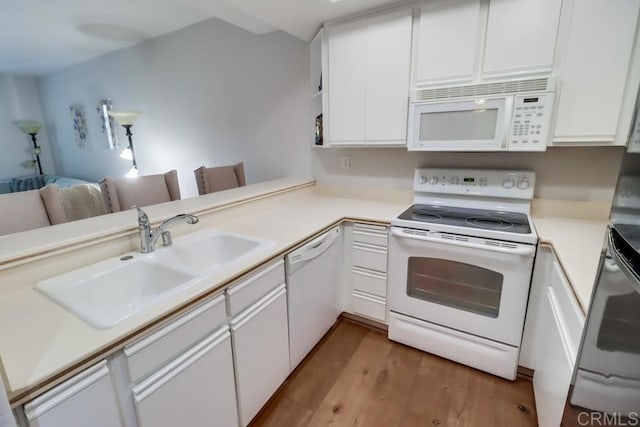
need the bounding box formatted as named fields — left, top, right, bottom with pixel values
left=388, top=168, right=538, bottom=380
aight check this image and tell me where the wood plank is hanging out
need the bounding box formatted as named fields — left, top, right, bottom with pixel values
left=251, top=396, right=313, bottom=427
left=399, top=352, right=458, bottom=427
left=255, top=320, right=538, bottom=427
left=284, top=319, right=369, bottom=411
left=352, top=343, right=423, bottom=427
left=307, top=330, right=393, bottom=427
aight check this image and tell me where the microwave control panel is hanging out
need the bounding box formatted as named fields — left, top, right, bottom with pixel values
left=509, top=93, right=554, bottom=152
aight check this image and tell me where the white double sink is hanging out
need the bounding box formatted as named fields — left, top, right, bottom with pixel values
left=36, top=230, right=274, bottom=329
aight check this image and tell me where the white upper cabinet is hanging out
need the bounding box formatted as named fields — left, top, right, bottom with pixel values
left=415, top=0, right=482, bottom=86
left=482, top=0, right=562, bottom=79
left=365, top=9, right=413, bottom=144
left=553, top=0, right=640, bottom=145
left=327, top=19, right=367, bottom=144
left=412, top=0, right=560, bottom=87
left=328, top=9, right=412, bottom=146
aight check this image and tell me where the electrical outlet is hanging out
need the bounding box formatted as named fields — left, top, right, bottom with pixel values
left=341, top=156, right=350, bottom=170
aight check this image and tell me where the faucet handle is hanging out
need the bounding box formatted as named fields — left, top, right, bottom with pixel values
left=136, top=207, right=149, bottom=225
left=161, top=231, right=173, bottom=247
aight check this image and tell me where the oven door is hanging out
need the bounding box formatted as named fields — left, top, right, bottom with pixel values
left=388, top=227, right=535, bottom=346
left=408, top=96, right=513, bottom=151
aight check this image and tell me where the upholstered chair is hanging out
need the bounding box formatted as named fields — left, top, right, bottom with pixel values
left=0, top=184, right=67, bottom=236
left=194, top=162, right=246, bottom=195
left=99, top=170, right=181, bottom=213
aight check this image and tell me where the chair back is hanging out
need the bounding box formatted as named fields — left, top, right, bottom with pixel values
left=0, top=184, right=67, bottom=236
left=194, top=162, right=246, bottom=195
left=100, top=170, right=181, bottom=213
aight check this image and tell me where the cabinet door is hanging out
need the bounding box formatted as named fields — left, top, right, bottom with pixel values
left=230, top=285, right=289, bottom=426
left=327, top=19, right=367, bottom=144
left=133, top=326, right=238, bottom=427
left=365, top=8, right=412, bottom=144
left=415, top=0, right=481, bottom=86
left=533, top=288, right=574, bottom=427
left=24, top=362, right=122, bottom=427
left=553, top=0, right=640, bottom=144
left=483, top=0, right=562, bottom=78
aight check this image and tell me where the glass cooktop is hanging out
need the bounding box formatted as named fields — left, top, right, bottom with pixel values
left=397, top=204, right=532, bottom=234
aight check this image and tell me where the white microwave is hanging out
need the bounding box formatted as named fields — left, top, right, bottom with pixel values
left=408, top=93, right=554, bottom=152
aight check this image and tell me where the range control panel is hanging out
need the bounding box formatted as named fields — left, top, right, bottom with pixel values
left=415, top=168, right=536, bottom=200
left=508, top=93, right=554, bottom=152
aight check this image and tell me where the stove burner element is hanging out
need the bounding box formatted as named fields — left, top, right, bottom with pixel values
left=465, top=216, right=514, bottom=229
left=413, top=206, right=444, bottom=221
left=413, top=213, right=442, bottom=221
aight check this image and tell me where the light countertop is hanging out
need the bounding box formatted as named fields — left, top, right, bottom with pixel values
left=0, top=183, right=408, bottom=404
left=532, top=216, right=608, bottom=312
left=0, top=183, right=609, bottom=405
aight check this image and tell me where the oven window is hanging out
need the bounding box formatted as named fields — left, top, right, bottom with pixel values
left=407, top=257, right=504, bottom=318
left=419, top=109, right=498, bottom=142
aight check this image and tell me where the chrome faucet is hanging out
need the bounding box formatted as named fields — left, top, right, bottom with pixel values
left=137, top=208, right=199, bottom=253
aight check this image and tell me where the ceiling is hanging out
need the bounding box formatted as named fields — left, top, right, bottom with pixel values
left=0, top=0, right=401, bottom=76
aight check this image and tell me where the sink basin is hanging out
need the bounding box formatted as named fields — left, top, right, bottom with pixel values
left=36, top=229, right=274, bottom=329
left=36, top=257, right=196, bottom=329
left=151, top=230, right=274, bottom=275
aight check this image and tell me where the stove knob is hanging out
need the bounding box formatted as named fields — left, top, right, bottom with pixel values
left=502, top=178, right=515, bottom=189
left=418, top=175, right=427, bottom=184
left=427, top=176, right=439, bottom=185
left=517, top=179, right=530, bottom=190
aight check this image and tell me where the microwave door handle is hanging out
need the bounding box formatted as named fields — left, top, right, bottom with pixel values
left=501, top=97, right=514, bottom=149
left=390, top=228, right=535, bottom=257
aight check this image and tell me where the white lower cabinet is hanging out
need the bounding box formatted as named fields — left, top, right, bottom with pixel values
left=230, top=284, right=290, bottom=426
left=132, top=326, right=238, bottom=427
left=349, top=223, right=389, bottom=323
left=23, top=362, right=122, bottom=427
left=531, top=258, right=585, bottom=427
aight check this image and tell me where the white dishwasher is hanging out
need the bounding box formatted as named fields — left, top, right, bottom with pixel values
left=286, top=226, right=342, bottom=371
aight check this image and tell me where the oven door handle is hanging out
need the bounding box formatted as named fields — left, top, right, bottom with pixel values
left=391, top=228, right=536, bottom=257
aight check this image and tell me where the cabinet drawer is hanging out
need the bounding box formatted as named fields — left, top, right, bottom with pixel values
left=352, top=291, right=386, bottom=322
left=353, top=224, right=388, bottom=247
left=132, top=326, right=238, bottom=427
left=227, top=259, right=285, bottom=317
left=24, top=361, right=122, bottom=427
left=125, top=293, right=226, bottom=383
left=352, top=243, right=387, bottom=272
left=352, top=267, right=387, bottom=297
left=550, top=261, right=585, bottom=355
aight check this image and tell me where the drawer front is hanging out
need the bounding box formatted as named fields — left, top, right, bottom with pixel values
left=125, top=293, right=227, bottom=383
left=352, top=267, right=387, bottom=297
left=24, top=362, right=122, bottom=427
left=352, top=243, right=387, bottom=273
left=227, top=259, right=285, bottom=317
left=132, top=327, right=238, bottom=427
left=353, top=224, right=388, bottom=247
left=550, top=261, right=585, bottom=355
left=352, top=291, right=386, bottom=323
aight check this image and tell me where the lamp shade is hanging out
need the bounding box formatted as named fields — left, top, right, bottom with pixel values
left=14, top=121, right=42, bottom=135
left=108, top=110, right=141, bottom=126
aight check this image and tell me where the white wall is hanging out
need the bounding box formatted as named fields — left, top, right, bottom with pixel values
left=37, top=18, right=310, bottom=198
left=312, top=146, right=625, bottom=202
left=0, top=74, right=55, bottom=179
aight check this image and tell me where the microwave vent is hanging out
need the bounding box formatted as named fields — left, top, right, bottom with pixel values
left=412, top=77, right=552, bottom=102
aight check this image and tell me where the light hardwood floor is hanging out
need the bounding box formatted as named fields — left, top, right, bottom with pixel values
left=251, top=319, right=537, bottom=427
